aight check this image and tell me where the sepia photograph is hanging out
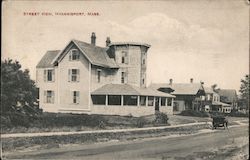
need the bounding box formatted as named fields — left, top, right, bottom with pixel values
left=1, top=0, right=249, bottom=159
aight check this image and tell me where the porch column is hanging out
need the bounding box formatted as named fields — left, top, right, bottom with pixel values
left=171, top=98, right=174, bottom=107
left=166, top=98, right=168, bottom=106
left=159, top=97, right=161, bottom=107
left=146, top=96, right=148, bottom=106
left=137, top=96, right=140, bottom=106
left=105, top=95, right=108, bottom=106
left=153, top=97, right=156, bottom=107
left=121, top=95, right=124, bottom=106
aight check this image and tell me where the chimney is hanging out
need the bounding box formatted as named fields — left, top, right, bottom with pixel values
left=190, top=78, right=193, bottom=83
left=91, top=32, right=96, bottom=45
left=169, top=79, right=173, bottom=85
left=106, top=37, right=111, bottom=47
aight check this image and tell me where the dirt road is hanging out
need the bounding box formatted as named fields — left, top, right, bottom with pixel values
left=4, top=124, right=249, bottom=160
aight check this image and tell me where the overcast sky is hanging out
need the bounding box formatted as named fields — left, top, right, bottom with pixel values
left=2, top=0, right=249, bottom=92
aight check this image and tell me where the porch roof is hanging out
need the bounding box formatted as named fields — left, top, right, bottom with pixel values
left=91, top=84, right=175, bottom=98
left=212, top=101, right=231, bottom=107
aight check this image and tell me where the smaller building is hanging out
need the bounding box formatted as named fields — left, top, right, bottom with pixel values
left=204, top=87, right=231, bottom=113
left=218, top=89, right=238, bottom=111
left=150, top=79, right=205, bottom=114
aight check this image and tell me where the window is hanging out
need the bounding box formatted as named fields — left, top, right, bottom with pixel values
left=161, top=97, right=166, bottom=106
left=121, top=57, right=125, bottom=63
left=92, top=95, right=106, bottom=105
left=140, top=96, right=146, bottom=106
left=124, top=95, right=138, bottom=106
left=97, top=70, right=101, bottom=83
left=121, top=72, right=127, bottom=83
left=148, top=96, right=154, bottom=106
left=108, top=95, right=121, bottom=105
left=142, top=59, right=145, bottom=65
left=142, top=79, right=145, bottom=85
left=68, top=69, right=80, bottom=82
left=44, top=90, right=54, bottom=103
left=44, top=69, right=55, bottom=82
left=167, top=98, right=172, bottom=106
left=69, top=49, right=80, bottom=61
left=121, top=51, right=128, bottom=64
left=72, top=91, right=80, bottom=104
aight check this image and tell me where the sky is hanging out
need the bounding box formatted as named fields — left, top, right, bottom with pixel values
left=2, top=0, right=249, bottom=92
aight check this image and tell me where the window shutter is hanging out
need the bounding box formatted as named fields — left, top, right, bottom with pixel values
left=44, top=91, right=47, bottom=103
left=52, top=70, right=55, bottom=82
left=77, top=91, right=80, bottom=104
left=69, top=51, right=72, bottom=61
left=44, top=70, right=47, bottom=82
left=71, top=91, right=74, bottom=104
left=51, top=91, right=55, bottom=103
left=77, top=69, right=80, bottom=82
left=68, top=69, right=71, bottom=82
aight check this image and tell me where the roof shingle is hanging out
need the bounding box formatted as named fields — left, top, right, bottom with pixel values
left=92, top=84, right=175, bottom=97
left=218, top=89, right=238, bottom=102
left=36, top=50, right=60, bottom=68
left=72, top=40, right=118, bottom=68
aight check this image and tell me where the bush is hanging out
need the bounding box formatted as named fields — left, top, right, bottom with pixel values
left=229, top=111, right=249, bottom=117
left=135, top=117, right=147, bottom=128
left=179, top=110, right=209, bottom=117
left=154, top=112, right=169, bottom=125
left=98, top=120, right=106, bottom=129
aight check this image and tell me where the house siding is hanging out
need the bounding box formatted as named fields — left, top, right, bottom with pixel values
left=57, top=44, right=90, bottom=111
left=36, top=67, right=58, bottom=112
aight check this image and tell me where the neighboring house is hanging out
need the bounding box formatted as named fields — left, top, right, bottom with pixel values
left=204, top=87, right=231, bottom=113
left=36, top=32, right=175, bottom=117
left=218, top=89, right=238, bottom=111
left=150, top=79, right=205, bottom=114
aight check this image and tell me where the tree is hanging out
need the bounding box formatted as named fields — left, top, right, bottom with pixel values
left=239, top=75, right=249, bottom=110
left=1, top=59, right=41, bottom=121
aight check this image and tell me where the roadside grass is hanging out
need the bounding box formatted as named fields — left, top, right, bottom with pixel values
left=2, top=112, right=169, bottom=134
left=2, top=123, right=210, bottom=154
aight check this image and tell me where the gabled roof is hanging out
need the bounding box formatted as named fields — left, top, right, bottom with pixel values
left=204, top=87, right=216, bottom=94
left=72, top=40, right=118, bottom=68
left=218, top=89, right=237, bottom=102
left=92, top=84, right=175, bottom=98
left=36, top=50, right=60, bottom=68
left=150, top=83, right=204, bottom=95
left=51, top=39, right=118, bottom=68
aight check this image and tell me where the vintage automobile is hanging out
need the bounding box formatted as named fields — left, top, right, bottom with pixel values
left=212, top=116, right=228, bottom=129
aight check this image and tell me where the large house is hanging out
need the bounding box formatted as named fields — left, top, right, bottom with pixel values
left=36, top=33, right=175, bottom=117
left=203, top=87, right=231, bottom=113
left=218, top=89, right=238, bottom=111
left=150, top=79, right=205, bottom=114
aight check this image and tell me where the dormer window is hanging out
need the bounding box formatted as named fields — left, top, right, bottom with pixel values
left=69, top=49, right=80, bottom=61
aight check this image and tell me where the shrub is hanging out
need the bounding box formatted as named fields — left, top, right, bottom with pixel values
left=154, top=112, right=169, bottom=125
left=135, top=117, right=147, bottom=128
left=98, top=120, right=106, bottom=129
left=229, top=111, right=249, bottom=117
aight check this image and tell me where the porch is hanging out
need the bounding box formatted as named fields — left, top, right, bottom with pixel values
left=91, top=84, right=175, bottom=117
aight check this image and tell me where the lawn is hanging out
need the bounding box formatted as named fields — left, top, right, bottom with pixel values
left=2, top=112, right=168, bottom=134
